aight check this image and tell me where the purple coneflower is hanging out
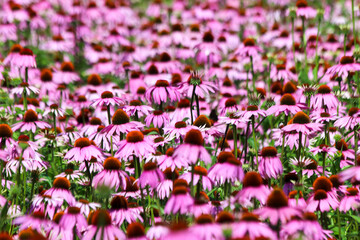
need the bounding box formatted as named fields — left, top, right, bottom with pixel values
left=288, top=190, right=307, bottom=209
left=145, top=110, right=170, bottom=128
left=13, top=211, right=50, bottom=232
left=83, top=209, right=125, bottom=240
left=75, top=199, right=100, bottom=217
left=91, top=91, right=125, bottom=108
left=92, top=157, right=128, bottom=190
left=339, top=187, right=360, bottom=211
left=109, top=195, right=143, bottom=226
left=310, top=85, right=338, bottom=110
left=254, top=188, right=301, bottom=225
left=173, top=129, right=211, bottom=165
left=138, top=162, right=165, bottom=189
left=307, top=177, right=339, bottom=212
left=189, top=214, right=224, bottom=240
left=326, top=56, right=360, bottom=79
left=12, top=109, right=51, bottom=132
left=124, top=100, right=154, bottom=118
left=60, top=206, right=87, bottom=232
left=295, top=0, right=317, bottom=19
left=145, top=79, right=181, bottom=104
left=266, top=93, right=303, bottom=116
left=64, top=137, right=104, bottom=163
left=127, top=222, right=147, bottom=240
left=208, top=152, right=244, bottom=184
left=44, top=177, right=76, bottom=205
left=115, top=130, right=155, bottom=160
left=180, top=166, right=213, bottom=191
left=164, top=185, right=194, bottom=215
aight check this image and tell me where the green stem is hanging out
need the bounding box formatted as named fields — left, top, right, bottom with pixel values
left=314, top=17, right=321, bottom=83
left=107, top=105, right=112, bottom=125
left=252, top=117, right=258, bottom=169
left=250, top=56, right=255, bottom=90
left=190, top=85, right=197, bottom=124
left=352, top=0, right=357, bottom=49
left=233, top=125, right=238, bottom=158
left=291, top=16, right=297, bottom=70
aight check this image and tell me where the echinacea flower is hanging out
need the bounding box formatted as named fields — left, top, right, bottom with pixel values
left=235, top=171, right=271, bottom=206
left=15, top=48, right=37, bottom=68
left=0, top=124, right=14, bottom=148
left=258, top=146, right=283, bottom=179
left=75, top=199, right=101, bottom=217
left=64, top=137, right=104, bottom=163
left=123, top=100, right=154, bottom=118
left=180, top=166, right=213, bottom=191
left=339, top=158, right=360, bottom=181
left=158, top=147, right=188, bottom=171
left=282, top=111, right=322, bottom=135
left=60, top=206, right=88, bottom=232
left=11, top=82, right=39, bottom=96
left=145, top=80, right=181, bottom=104
left=12, top=109, right=51, bottom=132
left=145, top=110, right=170, bottom=128
left=101, top=109, right=143, bottom=139
left=83, top=209, right=125, bottom=240
left=326, top=56, right=360, bottom=79
left=109, top=195, right=143, bottom=226
left=91, top=91, right=125, bottom=108
left=281, top=212, right=333, bottom=240
left=13, top=211, right=50, bottom=232
left=53, top=62, right=80, bottom=84
left=126, top=222, right=147, bottom=240
left=288, top=190, right=307, bottom=209
left=266, top=93, right=303, bottom=116
left=173, top=129, right=211, bottom=165
left=234, top=38, right=262, bottom=58
left=295, top=0, right=317, bottom=19
left=235, top=105, right=266, bottom=121
left=44, top=177, right=76, bottom=205
left=334, top=107, right=360, bottom=131
left=307, top=177, right=339, bottom=212
left=255, top=188, right=301, bottom=225
left=208, top=151, right=244, bottom=184
left=164, top=186, right=194, bottom=215
left=92, top=157, right=128, bottom=190
left=189, top=214, right=224, bottom=240
left=231, top=212, right=277, bottom=239
left=310, top=85, right=339, bottom=110
left=339, top=187, right=360, bottom=212
left=115, top=130, right=155, bottom=160
left=138, top=162, right=165, bottom=189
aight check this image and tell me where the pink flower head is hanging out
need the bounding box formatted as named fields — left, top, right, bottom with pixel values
left=91, top=91, right=125, bottom=108
left=254, top=188, right=301, bottom=225
left=83, top=209, right=126, bottom=240
left=44, top=177, right=76, bottom=205
left=208, top=151, right=244, bottom=184
left=64, top=137, right=104, bottom=163
left=282, top=111, right=322, bottom=135
left=180, top=166, right=213, bottom=191
left=15, top=48, right=36, bottom=68
left=93, top=157, right=128, bottom=190
left=258, top=146, right=283, bottom=179
left=235, top=105, right=266, bottom=121
left=53, top=62, right=80, bottom=84
left=138, top=162, right=165, bottom=189
left=60, top=206, right=88, bottom=232
left=234, top=38, right=262, bottom=58
left=339, top=187, right=360, bottom=212
left=145, top=110, right=170, bottom=128
left=12, top=109, right=51, bottom=132
left=326, top=56, right=360, bottom=79
left=310, top=85, right=339, bottom=110
left=235, top=172, right=271, bottom=206
left=307, top=177, right=339, bottom=212
left=13, top=211, right=50, bottom=232
left=266, top=93, right=303, bottom=116
left=109, top=195, right=143, bottom=226
left=124, top=100, right=154, bottom=118
left=281, top=212, right=333, bottom=240
left=231, top=212, right=277, bottom=239
left=115, top=130, right=155, bottom=159
left=101, top=109, right=143, bottom=137
left=295, top=0, right=317, bottom=19
left=173, top=129, right=211, bottom=165
left=164, top=185, right=194, bottom=215
left=145, top=79, right=181, bottom=104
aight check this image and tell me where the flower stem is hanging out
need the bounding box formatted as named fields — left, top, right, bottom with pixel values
left=250, top=56, right=255, bottom=90
left=107, top=105, right=111, bottom=125
left=22, top=89, right=27, bottom=111
left=221, top=124, right=230, bottom=151
left=251, top=117, right=258, bottom=169
left=291, top=16, right=296, bottom=70
left=190, top=85, right=197, bottom=124
left=352, top=0, right=357, bottom=49
left=233, top=125, right=238, bottom=158
left=314, top=17, right=322, bottom=83
left=337, top=209, right=342, bottom=239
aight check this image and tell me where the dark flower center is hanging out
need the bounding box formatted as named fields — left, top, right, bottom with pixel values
left=314, top=189, right=328, bottom=200
left=216, top=211, right=234, bottom=223
left=111, top=195, right=128, bottom=210
left=91, top=210, right=112, bottom=226
left=217, top=151, right=235, bottom=163
left=159, top=52, right=171, bottom=62
left=127, top=222, right=145, bottom=238
left=243, top=171, right=263, bottom=187
left=40, top=69, right=53, bottom=82
left=175, top=121, right=187, bottom=128
left=266, top=188, right=288, bottom=208
left=143, top=162, right=157, bottom=171
left=303, top=212, right=317, bottom=221
left=193, top=115, right=211, bottom=128
left=20, top=48, right=34, bottom=56
left=247, top=105, right=258, bottom=111
left=103, top=157, right=121, bottom=170
left=184, top=129, right=204, bottom=145
left=348, top=107, right=359, bottom=116
left=126, top=131, right=144, bottom=143
left=203, top=31, right=214, bottom=42
left=53, top=177, right=70, bottom=190
left=243, top=38, right=255, bottom=46
left=335, top=139, right=348, bottom=151
left=196, top=214, right=213, bottom=224
left=280, top=94, right=296, bottom=105
left=74, top=138, right=91, bottom=148
left=296, top=0, right=308, bottom=8
left=24, top=109, right=38, bottom=122
left=87, top=74, right=102, bottom=86
left=60, top=62, right=75, bottom=72
left=292, top=111, right=310, bottom=124
left=177, top=99, right=190, bottom=108
left=317, top=85, right=331, bottom=94
left=283, top=82, right=297, bottom=94
left=313, top=176, right=333, bottom=192
left=241, top=212, right=260, bottom=222
left=340, top=56, right=354, bottom=65
left=112, top=109, right=130, bottom=125
left=68, top=207, right=81, bottom=214
left=194, top=166, right=207, bottom=176
left=0, top=124, right=13, bottom=138
left=101, top=91, right=113, bottom=99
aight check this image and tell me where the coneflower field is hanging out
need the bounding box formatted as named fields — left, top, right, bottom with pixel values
left=2, top=0, right=360, bottom=239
